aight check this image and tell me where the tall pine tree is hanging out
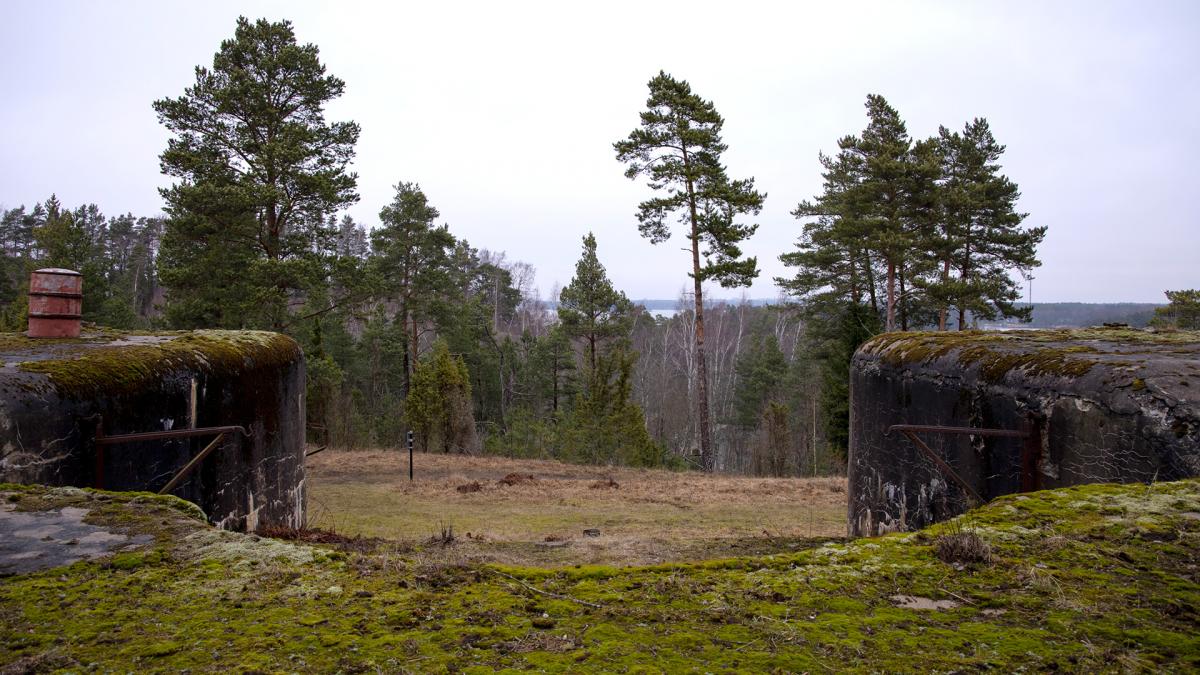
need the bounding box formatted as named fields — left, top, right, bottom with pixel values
left=614, top=71, right=764, bottom=471
left=154, top=17, right=360, bottom=328
left=370, top=182, right=457, bottom=402
left=933, top=119, right=1045, bottom=329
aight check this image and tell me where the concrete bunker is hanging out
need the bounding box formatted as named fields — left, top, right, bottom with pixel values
left=0, top=328, right=306, bottom=531
left=848, top=327, right=1200, bottom=536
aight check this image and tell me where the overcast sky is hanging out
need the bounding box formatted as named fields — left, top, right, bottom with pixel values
left=2, top=1, right=1196, bottom=303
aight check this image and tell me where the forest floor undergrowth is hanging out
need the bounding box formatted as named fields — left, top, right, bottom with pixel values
left=305, top=450, right=848, bottom=567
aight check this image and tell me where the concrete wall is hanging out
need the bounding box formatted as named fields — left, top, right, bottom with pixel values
left=848, top=328, right=1199, bottom=536
left=0, top=330, right=306, bottom=531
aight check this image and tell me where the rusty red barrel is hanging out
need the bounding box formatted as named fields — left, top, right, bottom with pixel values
left=28, top=268, right=83, bottom=338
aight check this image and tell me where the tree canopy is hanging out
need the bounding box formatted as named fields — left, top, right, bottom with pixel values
left=153, top=16, right=361, bottom=328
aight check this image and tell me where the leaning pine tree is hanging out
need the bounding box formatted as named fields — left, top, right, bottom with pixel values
left=614, top=71, right=764, bottom=471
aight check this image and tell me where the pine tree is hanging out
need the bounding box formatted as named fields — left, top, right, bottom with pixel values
left=370, top=182, right=457, bottom=402
left=556, top=233, right=661, bottom=466
left=614, top=71, right=765, bottom=471
left=933, top=119, right=1046, bottom=329
left=853, top=95, right=914, bottom=332
left=1150, top=290, right=1200, bottom=330
left=778, top=142, right=876, bottom=314
left=154, top=17, right=360, bottom=328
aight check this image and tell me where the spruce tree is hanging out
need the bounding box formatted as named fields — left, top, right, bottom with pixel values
left=614, top=71, right=765, bottom=471
left=404, top=339, right=478, bottom=453
left=731, top=334, right=788, bottom=429
left=557, top=232, right=634, bottom=379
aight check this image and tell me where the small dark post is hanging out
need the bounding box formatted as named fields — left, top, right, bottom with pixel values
left=407, top=430, right=414, bottom=481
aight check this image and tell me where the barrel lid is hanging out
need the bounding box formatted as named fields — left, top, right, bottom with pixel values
left=34, top=268, right=82, bottom=276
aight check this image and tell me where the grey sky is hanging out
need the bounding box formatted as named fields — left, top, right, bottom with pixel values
left=2, top=1, right=1196, bottom=303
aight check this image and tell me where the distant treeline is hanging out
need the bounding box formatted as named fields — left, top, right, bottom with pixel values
left=980, top=303, right=1161, bottom=329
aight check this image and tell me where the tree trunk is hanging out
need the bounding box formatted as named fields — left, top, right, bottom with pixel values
left=938, top=259, right=950, bottom=331
left=885, top=260, right=896, bottom=332
left=958, top=241, right=971, bottom=330
left=863, top=251, right=879, bottom=316
left=399, top=301, right=411, bottom=402
left=683, top=163, right=713, bottom=472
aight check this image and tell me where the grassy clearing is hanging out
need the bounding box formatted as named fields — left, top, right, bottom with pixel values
left=1, top=479, right=1198, bottom=671
left=306, top=451, right=848, bottom=566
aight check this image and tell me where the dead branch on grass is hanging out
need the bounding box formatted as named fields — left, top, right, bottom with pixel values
left=490, top=569, right=603, bottom=609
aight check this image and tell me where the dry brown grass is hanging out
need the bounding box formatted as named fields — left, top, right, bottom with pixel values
left=306, top=450, right=847, bottom=567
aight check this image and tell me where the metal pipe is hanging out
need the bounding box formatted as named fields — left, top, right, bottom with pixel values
left=158, top=433, right=226, bottom=495
left=96, top=425, right=250, bottom=445
left=899, top=430, right=985, bottom=505
left=887, top=424, right=1029, bottom=439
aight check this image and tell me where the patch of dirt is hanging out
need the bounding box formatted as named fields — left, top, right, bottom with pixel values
left=257, top=525, right=392, bottom=555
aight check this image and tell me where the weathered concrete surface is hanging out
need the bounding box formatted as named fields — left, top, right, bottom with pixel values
left=0, top=501, right=152, bottom=575
left=849, top=328, right=1200, bottom=536
left=0, top=330, right=306, bottom=531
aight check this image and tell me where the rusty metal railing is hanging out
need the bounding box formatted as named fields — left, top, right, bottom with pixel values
left=93, top=420, right=251, bottom=494
left=886, top=421, right=1041, bottom=505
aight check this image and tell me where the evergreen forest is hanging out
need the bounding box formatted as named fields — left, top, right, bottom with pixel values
left=4, top=16, right=1133, bottom=476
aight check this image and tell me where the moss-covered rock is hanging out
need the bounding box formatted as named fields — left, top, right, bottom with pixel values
left=2, top=329, right=301, bottom=398
left=1, top=480, right=1198, bottom=671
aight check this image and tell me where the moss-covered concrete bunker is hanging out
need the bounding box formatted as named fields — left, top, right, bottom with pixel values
left=0, top=329, right=306, bottom=531
left=849, top=327, right=1200, bottom=536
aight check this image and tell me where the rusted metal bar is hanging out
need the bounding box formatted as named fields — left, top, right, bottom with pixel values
left=1020, top=419, right=1043, bottom=492
left=94, top=424, right=104, bottom=490
left=158, top=433, right=225, bottom=495
left=96, top=426, right=249, bottom=445
left=91, top=416, right=251, bottom=490
left=887, top=424, right=1029, bottom=439
left=899, top=430, right=985, bottom=505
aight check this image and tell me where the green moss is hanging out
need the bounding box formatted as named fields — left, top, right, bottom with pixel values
left=861, top=327, right=1199, bottom=383
left=8, top=329, right=302, bottom=398
left=1, top=479, right=1198, bottom=671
